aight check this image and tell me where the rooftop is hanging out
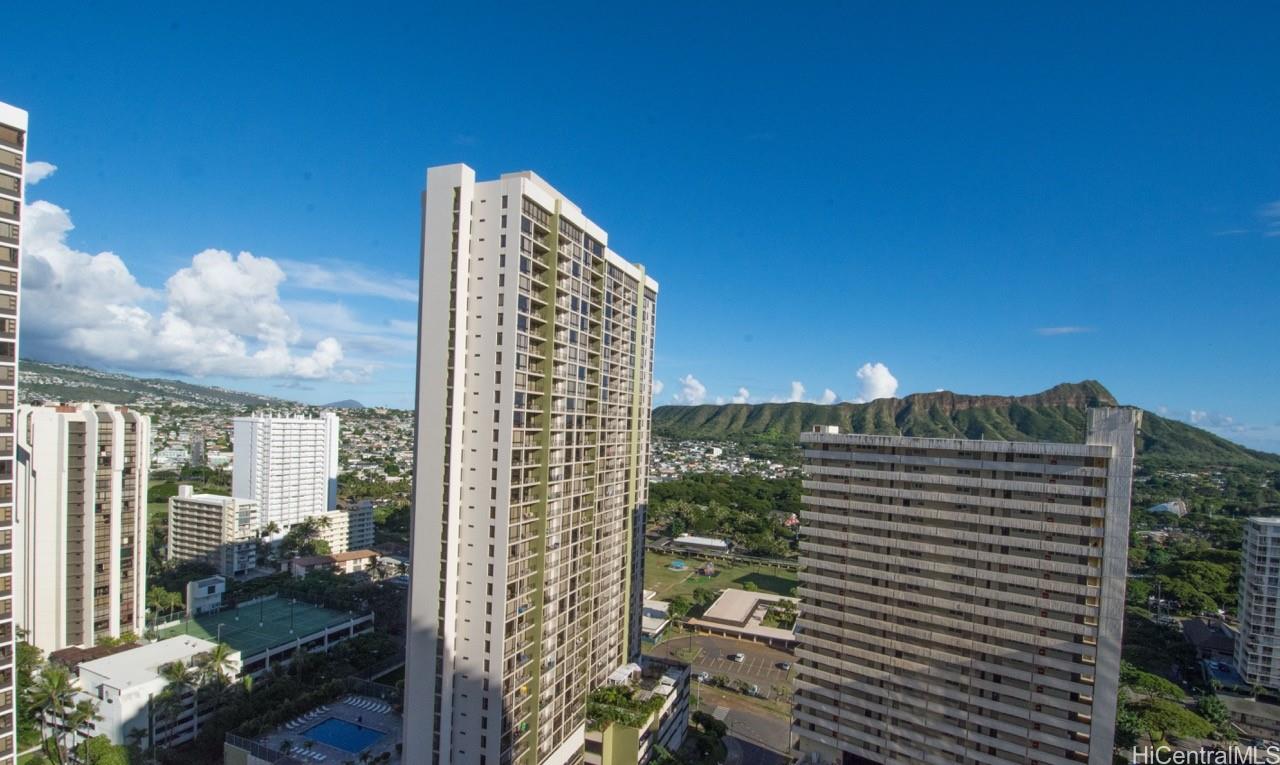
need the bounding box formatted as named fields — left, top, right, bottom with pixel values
left=77, top=636, right=220, bottom=689
left=702, top=588, right=798, bottom=626
left=157, top=597, right=363, bottom=658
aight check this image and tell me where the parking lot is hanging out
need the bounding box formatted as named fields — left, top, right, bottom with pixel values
left=649, top=633, right=793, bottom=698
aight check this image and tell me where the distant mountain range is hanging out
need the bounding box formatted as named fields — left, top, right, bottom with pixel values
left=653, top=381, right=1279, bottom=467
left=323, top=399, right=366, bottom=409
left=19, top=360, right=292, bottom=408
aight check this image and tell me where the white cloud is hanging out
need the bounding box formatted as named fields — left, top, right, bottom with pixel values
left=819, top=388, right=838, bottom=405
left=1263, top=200, right=1280, bottom=237
left=674, top=374, right=707, bottom=405
left=714, top=396, right=726, bottom=405
left=1036, top=326, right=1094, bottom=336
left=852, top=362, right=899, bottom=403
left=21, top=199, right=357, bottom=382
left=788, top=381, right=806, bottom=402
left=279, top=259, right=419, bottom=301
left=653, top=379, right=665, bottom=397
left=731, top=387, right=750, bottom=404
left=24, top=161, right=57, bottom=186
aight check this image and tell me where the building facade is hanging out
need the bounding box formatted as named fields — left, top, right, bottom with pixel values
left=1236, top=518, right=1280, bottom=690
left=315, top=505, right=374, bottom=554
left=231, top=412, right=338, bottom=534
left=15, top=403, right=150, bottom=654
left=404, top=165, right=657, bottom=765
left=793, top=408, right=1138, bottom=765
left=69, top=636, right=242, bottom=750
left=0, top=99, right=28, bottom=765
left=167, top=486, right=260, bottom=577
left=583, top=657, right=689, bottom=765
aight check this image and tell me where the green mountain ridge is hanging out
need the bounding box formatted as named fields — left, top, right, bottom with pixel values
left=19, top=359, right=293, bottom=408
left=653, top=381, right=1279, bottom=467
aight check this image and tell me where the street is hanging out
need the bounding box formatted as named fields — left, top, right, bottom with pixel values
left=648, top=633, right=793, bottom=765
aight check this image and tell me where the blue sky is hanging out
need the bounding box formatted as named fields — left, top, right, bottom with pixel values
left=7, top=4, right=1280, bottom=449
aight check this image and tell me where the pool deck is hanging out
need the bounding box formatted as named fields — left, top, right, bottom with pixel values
left=258, top=694, right=402, bottom=763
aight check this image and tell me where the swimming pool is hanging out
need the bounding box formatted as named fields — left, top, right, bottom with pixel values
left=303, top=718, right=384, bottom=753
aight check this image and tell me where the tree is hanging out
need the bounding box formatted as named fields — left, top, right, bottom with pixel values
left=199, top=642, right=237, bottom=687
left=76, top=736, right=129, bottom=762
left=160, top=660, right=200, bottom=740
left=668, top=596, right=692, bottom=619
left=27, top=663, right=75, bottom=764
left=1197, top=694, right=1230, bottom=730
left=65, top=700, right=102, bottom=756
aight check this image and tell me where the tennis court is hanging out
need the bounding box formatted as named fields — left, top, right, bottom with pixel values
left=157, top=597, right=360, bottom=658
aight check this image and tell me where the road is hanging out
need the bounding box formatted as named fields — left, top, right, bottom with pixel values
left=648, top=634, right=793, bottom=765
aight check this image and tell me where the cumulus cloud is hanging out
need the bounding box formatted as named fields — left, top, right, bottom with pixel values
left=24, top=161, right=57, bottom=186
left=673, top=374, right=707, bottom=405
left=731, top=387, right=750, bottom=404
left=280, top=259, right=419, bottom=301
left=21, top=199, right=355, bottom=381
left=819, top=388, right=838, bottom=405
left=788, top=381, right=806, bottom=402
left=1036, top=326, right=1094, bottom=336
left=653, top=379, right=664, bottom=397
left=852, top=362, right=899, bottom=403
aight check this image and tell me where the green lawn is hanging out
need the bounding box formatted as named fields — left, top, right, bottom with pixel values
left=644, top=551, right=797, bottom=601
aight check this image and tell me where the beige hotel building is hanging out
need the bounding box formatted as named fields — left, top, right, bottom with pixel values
left=404, top=165, right=657, bottom=765
left=794, top=408, right=1137, bottom=765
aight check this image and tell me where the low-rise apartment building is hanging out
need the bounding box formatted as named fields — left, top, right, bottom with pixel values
left=167, top=486, right=260, bottom=577
left=585, top=657, right=690, bottom=765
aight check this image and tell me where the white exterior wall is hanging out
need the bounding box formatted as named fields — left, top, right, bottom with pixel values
left=231, top=412, right=339, bottom=533
left=14, top=404, right=149, bottom=654
left=405, top=165, right=658, bottom=765
left=1238, top=518, right=1280, bottom=689
left=0, top=99, right=26, bottom=765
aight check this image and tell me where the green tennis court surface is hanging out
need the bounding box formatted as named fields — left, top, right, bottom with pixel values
left=157, top=598, right=361, bottom=657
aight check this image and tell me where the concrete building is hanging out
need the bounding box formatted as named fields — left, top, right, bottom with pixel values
left=0, top=99, right=27, bottom=765
left=1236, top=517, right=1280, bottom=690
left=167, top=486, right=260, bottom=577
left=69, top=636, right=241, bottom=750
left=15, top=403, right=150, bottom=654
left=315, top=504, right=374, bottom=554
left=404, top=165, right=658, bottom=765
left=231, top=412, right=338, bottom=533
left=584, top=657, right=690, bottom=765
left=685, top=588, right=798, bottom=649
left=794, top=408, right=1139, bottom=765
left=289, top=549, right=379, bottom=578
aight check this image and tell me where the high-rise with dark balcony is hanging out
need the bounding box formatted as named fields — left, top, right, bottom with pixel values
left=0, top=100, right=26, bottom=765
left=1235, top=518, right=1280, bottom=690
left=15, top=404, right=150, bottom=655
left=404, top=165, right=657, bottom=765
left=793, top=408, right=1138, bottom=765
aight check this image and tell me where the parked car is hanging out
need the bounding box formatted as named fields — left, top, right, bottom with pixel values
left=746, top=684, right=761, bottom=697
left=729, top=652, right=745, bottom=663
left=697, top=672, right=710, bottom=683
left=777, top=661, right=792, bottom=671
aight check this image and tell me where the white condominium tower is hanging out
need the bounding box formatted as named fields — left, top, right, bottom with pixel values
left=794, top=408, right=1138, bottom=765
left=232, top=412, right=339, bottom=533
left=1235, top=518, right=1280, bottom=690
left=14, top=404, right=150, bottom=655
left=404, top=165, right=657, bottom=765
left=0, top=100, right=27, bottom=765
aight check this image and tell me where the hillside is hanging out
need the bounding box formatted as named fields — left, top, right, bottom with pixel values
left=18, top=359, right=293, bottom=408
left=653, top=381, right=1279, bottom=467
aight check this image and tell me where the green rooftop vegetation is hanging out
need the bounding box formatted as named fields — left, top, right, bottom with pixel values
left=585, top=684, right=664, bottom=731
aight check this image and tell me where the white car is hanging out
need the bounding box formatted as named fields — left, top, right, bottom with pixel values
left=697, top=672, right=710, bottom=683
left=729, top=652, right=745, bottom=663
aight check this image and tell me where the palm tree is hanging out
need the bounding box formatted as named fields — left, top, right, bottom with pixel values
left=199, top=642, right=237, bottom=687
left=66, top=698, right=102, bottom=754
left=279, top=738, right=294, bottom=755
left=27, top=663, right=75, bottom=764
left=159, top=660, right=200, bottom=739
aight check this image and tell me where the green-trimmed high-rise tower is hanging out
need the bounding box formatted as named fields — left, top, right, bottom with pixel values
left=405, top=165, right=658, bottom=765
